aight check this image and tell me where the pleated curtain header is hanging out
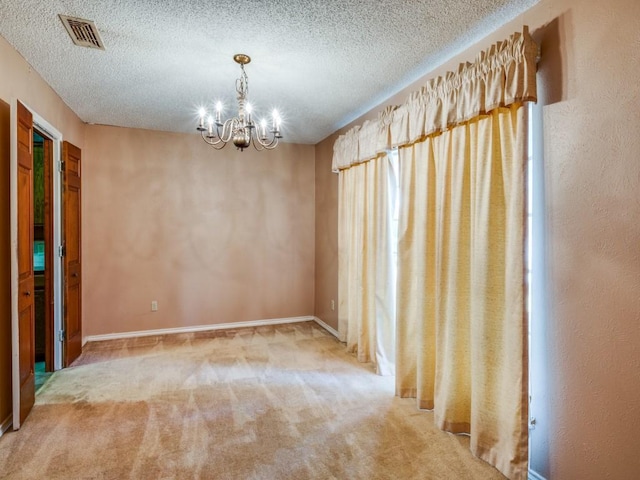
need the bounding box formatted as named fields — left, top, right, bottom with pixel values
left=332, top=27, right=538, bottom=172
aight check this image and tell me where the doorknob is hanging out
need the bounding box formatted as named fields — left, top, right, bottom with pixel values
left=72, top=273, right=78, bottom=278
left=24, top=291, right=31, bottom=296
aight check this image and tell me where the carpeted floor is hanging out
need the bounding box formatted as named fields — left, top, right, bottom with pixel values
left=0, top=321, right=506, bottom=479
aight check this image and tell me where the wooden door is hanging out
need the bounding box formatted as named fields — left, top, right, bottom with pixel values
left=63, top=141, right=82, bottom=366
left=16, top=101, right=35, bottom=427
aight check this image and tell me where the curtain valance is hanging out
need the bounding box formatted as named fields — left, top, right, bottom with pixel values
left=332, top=27, right=538, bottom=172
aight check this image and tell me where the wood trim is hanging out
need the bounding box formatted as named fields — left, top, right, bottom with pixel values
left=312, top=316, right=340, bottom=339
left=0, top=414, right=12, bottom=437
left=83, top=316, right=317, bottom=345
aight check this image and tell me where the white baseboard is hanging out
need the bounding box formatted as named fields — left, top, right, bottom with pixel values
left=313, top=316, right=340, bottom=339
left=83, top=315, right=316, bottom=344
left=0, top=414, right=12, bottom=437
left=529, top=469, right=547, bottom=480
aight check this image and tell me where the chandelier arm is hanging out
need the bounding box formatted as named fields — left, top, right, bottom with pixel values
left=207, top=140, right=227, bottom=150
left=218, top=119, right=237, bottom=143
left=255, top=134, right=278, bottom=149
left=202, top=124, right=224, bottom=144
left=252, top=134, right=273, bottom=151
left=252, top=140, right=279, bottom=151
left=201, top=130, right=226, bottom=148
left=201, top=119, right=235, bottom=147
left=257, top=129, right=281, bottom=147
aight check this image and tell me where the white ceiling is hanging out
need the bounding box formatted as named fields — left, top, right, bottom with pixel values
left=0, top=0, right=538, bottom=145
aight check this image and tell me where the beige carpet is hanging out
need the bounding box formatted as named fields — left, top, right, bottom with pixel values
left=0, top=322, right=505, bottom=479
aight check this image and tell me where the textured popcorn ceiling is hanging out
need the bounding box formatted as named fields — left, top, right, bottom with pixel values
left=0, top=0, right=538, bottom=144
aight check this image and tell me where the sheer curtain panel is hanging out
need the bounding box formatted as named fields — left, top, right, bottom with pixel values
left=338, top=156, right=395, bottom=375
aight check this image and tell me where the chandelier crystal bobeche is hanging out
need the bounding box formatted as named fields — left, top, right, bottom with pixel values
left=197, top=54, right=282, bottom=151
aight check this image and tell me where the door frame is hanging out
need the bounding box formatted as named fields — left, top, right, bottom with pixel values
left=32, top=115, right=64, bottom=372
left=11, top=100, right=64, bottom=428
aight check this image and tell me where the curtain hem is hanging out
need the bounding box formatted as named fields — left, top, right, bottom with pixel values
left=473, top=444, right=529, bottom=480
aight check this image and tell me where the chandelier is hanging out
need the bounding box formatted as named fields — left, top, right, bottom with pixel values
left=197, top=54, right=282, bottom=151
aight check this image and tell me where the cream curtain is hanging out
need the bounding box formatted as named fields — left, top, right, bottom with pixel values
left=332, top=27, right=537, bottom=170
left=396, top=103, right=529, bottom=479
left=338, top=155, right=395, bottom=375
left=333, top=27, right=536, bottom=480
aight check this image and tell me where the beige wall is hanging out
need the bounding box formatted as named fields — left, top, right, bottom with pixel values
left=314, top=0, right=640, bottom=478
left=0, top=100, right=11, bottom=426
left=313, top=135, right=339, bottom=330
left=528, top=2, right=640, bottom=477
left=83, top=125, right=315, bottom=336
left=0, top=29, right=316, bottom=421
left=0, top=37, right=84, bottom=149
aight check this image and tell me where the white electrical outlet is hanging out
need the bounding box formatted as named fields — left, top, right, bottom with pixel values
left=151, top=300, right=158, bottom=312
left=331, top=299, right=335, bottom=311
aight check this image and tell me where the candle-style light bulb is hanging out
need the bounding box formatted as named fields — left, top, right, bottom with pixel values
left=207, top=115, right=214, bottom=135
left=215, top=101, right=222, bottom=124
left=260, top=118, right=267, bottom=139
left=273, top=110, right=282, bottom=136
left=246, top=103, right=253, bottom=125
left=197, top=107, right=206, bottom=131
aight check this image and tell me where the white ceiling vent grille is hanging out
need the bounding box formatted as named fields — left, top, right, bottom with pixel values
left=58, top=15, right=105, bottom=50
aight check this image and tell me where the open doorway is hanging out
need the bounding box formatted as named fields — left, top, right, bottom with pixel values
left=12, top=101, right=82, bottom=429
left=30, top=112, right=66, bottom=376
left=33, top=129, right=54, bottom=393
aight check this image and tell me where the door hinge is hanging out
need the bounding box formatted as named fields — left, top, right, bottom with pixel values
left=58, top=160, right=65, bottom=173
left=58, top=330, right=66, bottom=342
left=58, top=245, right=65, bottom=257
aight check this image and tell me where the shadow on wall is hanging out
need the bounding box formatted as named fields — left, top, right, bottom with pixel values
left=0, top=98, right=11, bottom=428
left=533, top=12, right=574, bottom=107
left=528, top=12, right=573, bottom=479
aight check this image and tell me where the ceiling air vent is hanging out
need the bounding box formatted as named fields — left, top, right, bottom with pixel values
left=58, top=14, right=105, bottom=50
